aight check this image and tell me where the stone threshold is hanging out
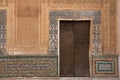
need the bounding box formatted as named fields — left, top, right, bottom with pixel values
left=0, top=77, right=119, bottom=80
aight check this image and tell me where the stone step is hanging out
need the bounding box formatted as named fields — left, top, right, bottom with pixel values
left=0, top=77, right=119, bottom=80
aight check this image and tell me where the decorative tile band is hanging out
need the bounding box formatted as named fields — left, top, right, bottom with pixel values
left=92, top=55, right=118, bottom=77
left=0, top=9, right=7, bottom=55
left=49, top=10, right=101, bottom=54
left=0, top=56, right=58, bottom=77
left=95, top=60, right=115, bottom=73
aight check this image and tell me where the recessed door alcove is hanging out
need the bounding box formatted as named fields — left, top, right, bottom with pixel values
left=49, top=10, right=101, bottom=77
left=60, top=20, right=90, bottom=77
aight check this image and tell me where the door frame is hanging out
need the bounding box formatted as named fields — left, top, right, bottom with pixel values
left=58, top=18, right=93, bottom=77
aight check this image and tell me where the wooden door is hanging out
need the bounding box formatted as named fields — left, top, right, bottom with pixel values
left=60, top=21, right=90, bottom=77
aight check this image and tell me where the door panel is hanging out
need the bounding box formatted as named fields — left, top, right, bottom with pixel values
left=73, top=21, right=90, bottom=77
left=60, top=21, right=90, bottom=77
left=60, top=22, right=74, bottom=77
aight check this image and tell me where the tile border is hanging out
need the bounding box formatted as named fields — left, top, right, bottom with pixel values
left=92, top=55, right=119, bottom=77
left=49, top=10, right=102, bottom=55
left=0, top=55, right=58, bottom=77
left=0, top=9, right=7, bottom=55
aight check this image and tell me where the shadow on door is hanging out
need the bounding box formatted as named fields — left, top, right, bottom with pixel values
left=60, top=20, right=90, bottom=77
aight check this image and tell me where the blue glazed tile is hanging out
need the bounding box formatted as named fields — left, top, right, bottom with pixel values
left=0, top=10, right=6, bottom=55
left=0, top=56, right=58, bottom=77
left=92, top=55, right=118, bottom=77
left=49, top=10, right=101, bottom=54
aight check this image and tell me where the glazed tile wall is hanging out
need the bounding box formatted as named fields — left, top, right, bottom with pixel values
left=0, top=10, right=58, bottom=77
left=49, top=10, right=101, bottom=54
left=0, top=56, right=58, bottom=77
left=0, top=9, right=7, bottom=55
left=92, top=55, right=118, bottom=77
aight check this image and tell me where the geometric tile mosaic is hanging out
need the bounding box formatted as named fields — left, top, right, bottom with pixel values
left=0, top=9, right=7, bottom=55
left=0, top=56, right=58, bottom=77
left=92, top=55, right=119, bottom=77
left=49, top=10, right=102, bottom=54
left=96, top=61, right=114, bottom=73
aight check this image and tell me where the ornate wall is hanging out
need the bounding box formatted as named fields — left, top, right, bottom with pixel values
left=0, top=0, right=118, bottom=77
left=0, top=0, right=117, bottom=55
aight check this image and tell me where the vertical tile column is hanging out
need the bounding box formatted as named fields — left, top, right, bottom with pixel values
left=0, top=10, right=6, bottom=55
